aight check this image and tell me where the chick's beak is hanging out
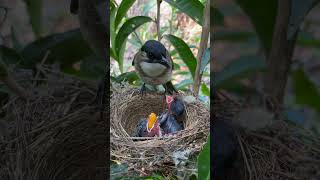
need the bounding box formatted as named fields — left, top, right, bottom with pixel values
left=147, top=113, right=157, bottom=131
left=166, top=95, right=174, bottom=112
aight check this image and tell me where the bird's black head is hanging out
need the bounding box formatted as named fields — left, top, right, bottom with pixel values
left=141, top=40, right=167, bottom=60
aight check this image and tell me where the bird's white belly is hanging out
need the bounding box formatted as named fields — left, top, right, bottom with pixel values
left=140, top=62, right=166, bottom=77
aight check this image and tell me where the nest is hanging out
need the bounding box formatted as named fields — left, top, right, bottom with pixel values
left=214, top=94, right=320, bottom=180
left=110, top=87, right=210, bottom=176
left=0, top=66, right=106, bottom=180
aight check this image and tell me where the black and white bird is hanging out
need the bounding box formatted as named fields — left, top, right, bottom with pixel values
left=132, top=40, right=177, bottom=95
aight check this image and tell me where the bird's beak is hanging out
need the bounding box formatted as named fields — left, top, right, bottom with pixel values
left=147, top=113, right=157, bottom=132
left=158, top=56, right=170, bottom=68
left=166, top=95, right=174, bottom=112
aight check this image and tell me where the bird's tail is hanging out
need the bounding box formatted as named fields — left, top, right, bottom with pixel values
left=164, top=81, right=178, bottom=95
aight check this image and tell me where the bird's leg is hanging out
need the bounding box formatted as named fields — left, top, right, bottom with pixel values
left=140, top=83, right=147, bottom=96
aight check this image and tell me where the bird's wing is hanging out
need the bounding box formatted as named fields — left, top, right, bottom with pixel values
left=132, top=50, right=140, bottom=66
left=158, top=111, right=169, bottom=125
left=166, top=50, right=173, bottom=70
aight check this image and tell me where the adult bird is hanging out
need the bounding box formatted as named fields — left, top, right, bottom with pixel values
left=70, top=0, right=108, bottom=58
left=134, top=112, right=162, bottom=137
left=133, top=40, right=177, bottom=95
left=70, top=0, right=108, bottom=119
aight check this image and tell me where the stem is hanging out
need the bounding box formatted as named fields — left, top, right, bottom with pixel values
left=193, top=0, right=210, bottom=96
left=156, top=0, right=162, bottom=41
left=263, top=0, right=296, bottom=111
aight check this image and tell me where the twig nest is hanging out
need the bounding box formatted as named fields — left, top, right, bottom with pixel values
left=110, top=87, right=209, bottom=175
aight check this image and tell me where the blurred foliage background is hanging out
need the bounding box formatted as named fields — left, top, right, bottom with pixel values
left=214, top=0, right=320, bottom=135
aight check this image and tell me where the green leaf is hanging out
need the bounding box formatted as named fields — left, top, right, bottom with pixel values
left=176, top=79, right=193, bottom=90
left=198, top=136, right=210, bottom=180
left=0, top=46, right=23, bottom=65
left=236, top=0, right=277, bottom=54
left=164, top=0, right=204, bottom=25
left=110, top=1, right=118, bottom=58
left=214, top=55, right=266, bottom=87
left=201, top=83, right=210, bottom=97
left=118, top=42, right=126, bottom=73
left=115, top=16, right=153, bottom=56
left=0, top=59, right=8, bottom=79
left=11, top=27, right=23, bottom=51
left=214, top=30, right=256, bottom=42
left=288, top=0, right=320, bottom=40
left=79, top=55, right=105, bottom=80
left=24, top=0, right=42, bottom=38
left=164, top=34, right=197, bottom=78
left=114, top=0, right=136, bottom=30
left=200, top=47, right=210, bottom=74
left=297, top=36, right=320, bottom=48
left=292, top=68, right=320, bottom=112
left=20, top=29, right=93, bottom=69
left=113, top=71, right=139, bottom=84
left=212, top=7, right=224, bottom=26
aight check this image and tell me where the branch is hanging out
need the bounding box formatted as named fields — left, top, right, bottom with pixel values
left=263, top=0, right=297, bottom=111
left=156, top=0, right=162, bottom=41
left=193, top=0, right=210, bottom=96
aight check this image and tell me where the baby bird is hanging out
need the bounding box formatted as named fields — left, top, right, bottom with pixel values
left=134, top=113, right=162, bottom=137
left=133, top=40, right=177, bottom=95
left=158, top=111, right=183, bottom=135
left=165, top=95, right=185, bottom=123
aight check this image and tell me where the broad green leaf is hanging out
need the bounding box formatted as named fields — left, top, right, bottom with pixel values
left=24, top=0, right=42, bottom=38
left=214, top=30, right=256, bottom=42
left=118, top=41, right=126, bottom=73
left=200, top=47, right=210, bottom=74
left=214, top=55, right=266, bottom=87
left=114, top=0, right=136, bottom=30
left=11, top=27, right=23, bottom=51
left=176, top=79, right=193, bottom=90
left=115, top=16, right=153, bottom=56
left=20, top=29, right=93, bottom=69
left=236, top=0, right=277, bottom=54
left=0, top=46, right=23, bottom=65
left=292, top=68, right=320, bottom=112
left=212, top=7, right=224, bottom=26
left=164, top=34, right=197, bottom=78
left=113, top=71, right=139, bottom=84
left=297, top=34, right=320, bottom=48
left=164, top=0, right=204, bottom=25
left=110, top=1, right=118, bottom=59
left=0, top=59, right=8, bottom=79
left=198, top=136, right=210, bottom=180
left=170, top=44, right=197, bottom=56
left=201, top=83, right=210, bottom=97
left=110, top=49, right=117, bottom=60
left=79, top=55, right=105, bottom=80
left=288, top=0, right=320, bottom=40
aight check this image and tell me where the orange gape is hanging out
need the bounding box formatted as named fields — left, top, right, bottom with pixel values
left=147, top=113, right=157, bottom=131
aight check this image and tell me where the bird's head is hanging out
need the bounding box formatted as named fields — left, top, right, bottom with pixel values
left=140, top=40, right=170, bottom=68
left=147, top=112, right=157, bottom=132
left=166, top=95, right=174, bottom=113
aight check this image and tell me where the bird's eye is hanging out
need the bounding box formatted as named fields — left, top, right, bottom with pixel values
left=148, top=53, right=155, bottom=59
